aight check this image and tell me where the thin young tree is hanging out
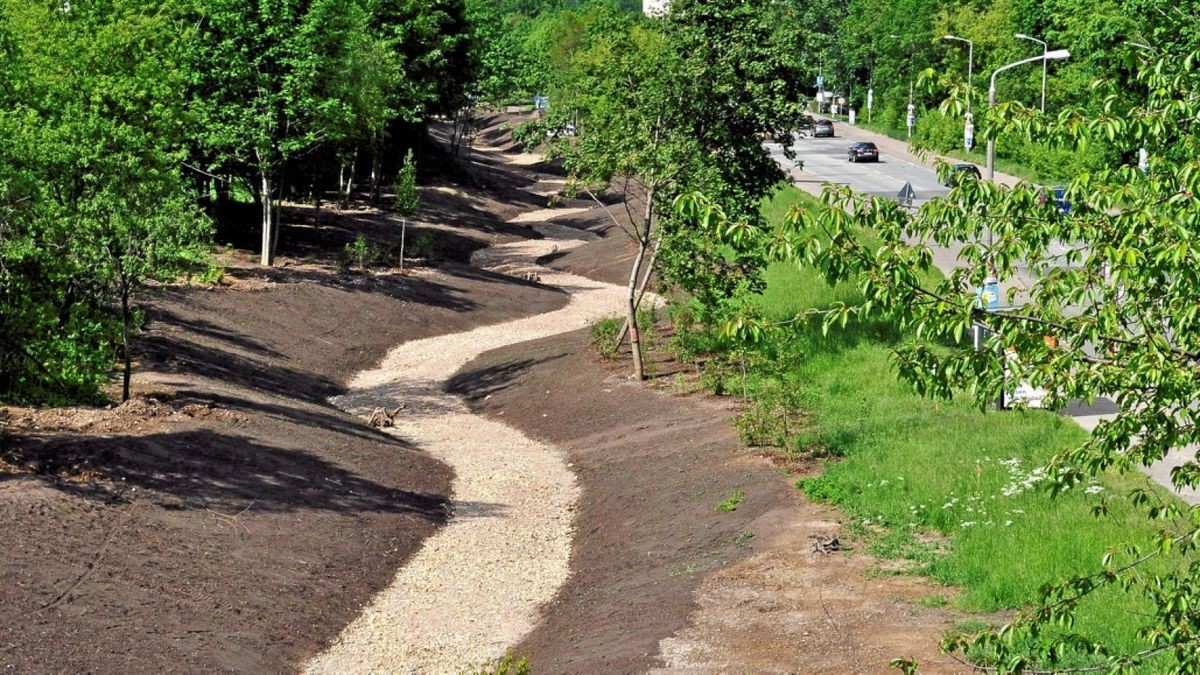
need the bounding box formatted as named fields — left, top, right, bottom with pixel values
left=394, top=148, right=420, bottom=272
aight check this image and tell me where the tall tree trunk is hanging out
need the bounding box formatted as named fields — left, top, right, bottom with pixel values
left=120, top=282, right=131, bottom=402
left=626, top=188, right=654, bottom=380
left=272, top=167, right=285, bottom=259
left=260, top=170, right=275, bottom=267
left=370, top=132, right=382, bottom=204
left=340, top=146, right=358, bottom=210
left=400, top=217, right=407, bottom=273
left=616, top=234, right=661, bottom=346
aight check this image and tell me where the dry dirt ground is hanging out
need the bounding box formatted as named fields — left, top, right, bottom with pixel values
left=3, top=112, right=968, bottom=673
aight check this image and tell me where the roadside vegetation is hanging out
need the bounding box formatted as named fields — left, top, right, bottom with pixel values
left=766, top=187, right=1181, bottom=667
left=664, top=24, right=1200, bottom=663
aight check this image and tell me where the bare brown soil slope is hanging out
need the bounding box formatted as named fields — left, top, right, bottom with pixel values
left=0, top=116, right=568, bottom=672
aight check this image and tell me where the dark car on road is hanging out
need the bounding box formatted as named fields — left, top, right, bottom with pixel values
left=1038, top=186, right=1071, bottom=215
left=942, top=162, right=981, bottom=186
left=848, top=141, right=879, bottom=162
left=813, top=119, right=835, bottom=138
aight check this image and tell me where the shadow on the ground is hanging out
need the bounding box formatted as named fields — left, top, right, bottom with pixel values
left=137, top=331, right=343, bottom=404
left=158, top=388, right=399, bottom=444
left=445, top=355, right=567, bottom=404
left=1, top=429, right=448, bottom=518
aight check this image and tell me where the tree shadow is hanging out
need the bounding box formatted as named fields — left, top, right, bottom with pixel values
left=445, top=355, right=566, bottom=404
left=136, top=332, right=343, bottom=404
left=1, top=429, right=450, bottom=518
left=155, top=387, right=401, bottom=445
left=145, top=299, right=286, bottom=361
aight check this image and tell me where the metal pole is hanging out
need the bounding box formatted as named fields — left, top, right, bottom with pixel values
left=986, top=85, right=996, bottom=181
left=1041, top=43, right=1047, bottom=113
left=1015, top=34, right=1049, bottom=113
left=967, top=41, right=974, bottom=115
left=986, top=84, right=996, bottom=273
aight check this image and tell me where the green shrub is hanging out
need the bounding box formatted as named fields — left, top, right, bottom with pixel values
left=589, top=316, right=621, bottom=359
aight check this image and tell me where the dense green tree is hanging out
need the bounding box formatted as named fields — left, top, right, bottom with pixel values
left=530, top=0, right=809, bottom=378
left=0, top=0, right=211, bottom=403
left=189, top=0, right=372, bottom=266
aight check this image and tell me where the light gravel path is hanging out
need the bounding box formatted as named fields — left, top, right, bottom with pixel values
left=305, top=207, right=629, bottom=673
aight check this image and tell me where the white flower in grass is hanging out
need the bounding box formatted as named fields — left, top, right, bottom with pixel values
left=1085, top=485, right=1105, bottom=494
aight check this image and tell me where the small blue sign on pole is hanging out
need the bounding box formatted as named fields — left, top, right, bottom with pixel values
left=816, top=75, right=824, bottom=89
left=977, top=281, right=1001, bottom=310
left=533, top=95, right=549, bottom=110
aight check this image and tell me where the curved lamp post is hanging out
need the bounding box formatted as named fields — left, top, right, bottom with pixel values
left=889, top=33, right=916, bottom=137
left=987, top=49, right=1070, bottom=181
left=981, top=49, right=1070, bottom=285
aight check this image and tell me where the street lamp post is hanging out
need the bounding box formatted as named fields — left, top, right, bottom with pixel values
left=1014, top=33, right=1049, bottom=113
left=987, top=50, right=1070, bottom=180
left=984, top=49, right=1070, bottom=285
left=943, top=35, right=975, bottom=150
left=889, top=34, right=916, bottom=137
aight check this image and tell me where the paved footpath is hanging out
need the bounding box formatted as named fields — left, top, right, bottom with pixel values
left=779, top=118, right=1200, bottom=506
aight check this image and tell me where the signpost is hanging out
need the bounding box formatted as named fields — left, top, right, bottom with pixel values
left=896, top=181, right=916, bottom=207
left=906, top=103, right=916, bottom=137
left=964, top=112, right=975, bottom=151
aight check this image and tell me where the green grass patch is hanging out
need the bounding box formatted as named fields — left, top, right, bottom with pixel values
left=715, top=489, right=745, bottom=512
left=733, top=186, right=1183, bottom=666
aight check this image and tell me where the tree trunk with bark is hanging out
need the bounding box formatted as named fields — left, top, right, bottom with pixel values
left=626, top=187, right=654, bottom=380
left=340, top=146, right=357, bottom=210
left=120, top=282, right=131, bottom=402
left=369, top=133, right=382, bottom=204
left=260, top=170, right=275, bottom=267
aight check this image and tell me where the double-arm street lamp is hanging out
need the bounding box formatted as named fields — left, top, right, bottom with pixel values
left=1014, top=33, right=1049, bottom=113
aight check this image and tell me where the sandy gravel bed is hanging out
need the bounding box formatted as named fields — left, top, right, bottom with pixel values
left=305, top=212, right=627, bottom=673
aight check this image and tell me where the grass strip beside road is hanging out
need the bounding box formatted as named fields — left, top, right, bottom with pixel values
left=755, top=185, right=1179, bottom=664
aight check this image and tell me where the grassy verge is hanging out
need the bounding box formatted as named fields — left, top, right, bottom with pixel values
left=681, top=184, right=1180, bottom=667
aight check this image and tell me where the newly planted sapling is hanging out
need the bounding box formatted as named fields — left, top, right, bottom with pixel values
left=394, top=148, right=420, bottom=272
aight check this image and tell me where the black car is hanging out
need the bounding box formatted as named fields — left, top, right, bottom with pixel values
left=813, top=119, right=835, bottom=138
left=848, top=141, right=879, bottom=162
left=942, top=163, right=981, bottom=186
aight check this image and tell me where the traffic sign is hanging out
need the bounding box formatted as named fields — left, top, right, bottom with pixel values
left=817, top=75, right=824, bottom=89
left=896, top=181, right=917, bottom=205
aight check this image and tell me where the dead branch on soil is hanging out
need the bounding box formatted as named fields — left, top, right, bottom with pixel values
left=809, top=533, right=841, bottom=555
left=206, top=500, right=255, bottom=536
left=365, top=405, right=405, bottom=428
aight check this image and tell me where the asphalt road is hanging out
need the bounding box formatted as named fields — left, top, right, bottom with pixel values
left=768, top=133, right=950, bottom=203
